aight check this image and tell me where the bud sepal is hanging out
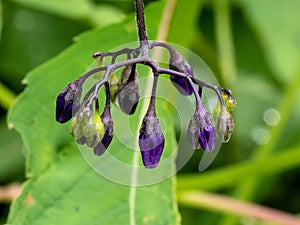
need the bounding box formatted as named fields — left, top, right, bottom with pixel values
left=188, top=106, right=216, bottom=151
left=56, top=79, right=82, bottom=123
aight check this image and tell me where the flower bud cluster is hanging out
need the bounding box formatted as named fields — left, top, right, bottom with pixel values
left=55, top=42, right=235, bottom=168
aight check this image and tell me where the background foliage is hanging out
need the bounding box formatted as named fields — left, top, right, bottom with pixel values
left=1, top=0, right=300, bottom=225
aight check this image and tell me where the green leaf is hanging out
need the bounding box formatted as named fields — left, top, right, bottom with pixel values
left=0, top=1, right=2, bottom=43
left=239, top=0, right=300, bottom=83
left=11, top=0, right=125, bottom=27
left=0, top=119, right=24, bottom=182
left=168, top=0, right=203, bottom=47
left=7, top=1, right=180, bottom=224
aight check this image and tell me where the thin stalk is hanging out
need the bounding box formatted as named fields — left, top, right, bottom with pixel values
left=178, top=190, right=300, bottom=225
left=104, top=82, right=111, bottom=110
left=187, top=76, right=202, bottom=110
left=135, top=0, right=149, bottom=54
left=147, top=74, right=159, bottom=115
left=130, top=2, right=150, bottom=225
left=0, top=81, right=16, bottom=110
left=177, top=146, right=300, bottom=191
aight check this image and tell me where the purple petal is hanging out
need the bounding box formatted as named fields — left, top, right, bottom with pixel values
left=139, top=133, right=165, bottom=168
left=56, top=93, right=73, bottom=123
left=187, top=108, right=217, bottom=151
left=93, top=133, right=113, bottom=156
left=170, top=76, right=193, bottom=96
left=55, top=80, right=81, bottom=123
left=94, top=103, right=114, bottom=156
left=198, top=125, right=216, bottom=151
left=76, top=136, right=87, bottom=145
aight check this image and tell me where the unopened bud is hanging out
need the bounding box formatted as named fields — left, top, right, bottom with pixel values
left=118, top=64, right=140, bottom=115
left=56, top=79, right=82, bottom=123
left=220, top=89, right=236, bottom=112
left=188, top=107, right=216, bottom=151
left=94, top=103, right=114, bottom=156
left=216, top=108, right=234, bottom=143
left=71, top=105, right=104, bottom=148
left=109, top=74, right=120, bottom=103
left=169, top=50, right=194, bottom=95
left=138, top=110, right=165, bottom=169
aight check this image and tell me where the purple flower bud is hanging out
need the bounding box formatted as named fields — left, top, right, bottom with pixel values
left=94, top=102, right=113, bottom=156
left=56, top=79, right=82, bottom=123
left=118, top=64, right=140, bottom=115
left=188, top=107, right=216, bottom=151
left=169, top=50, right=194, bottom=96
left=138, top=112, right=165, bottom=168
left=94, top=133, right=113, bottom=156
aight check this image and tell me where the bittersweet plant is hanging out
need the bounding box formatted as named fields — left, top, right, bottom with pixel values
left=55, top=0, right=235, bottom=168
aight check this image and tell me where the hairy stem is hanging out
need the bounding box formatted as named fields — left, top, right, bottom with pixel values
left=147, top=74, right=159, bottom=115
left=135, top=0, right=148, bottom=52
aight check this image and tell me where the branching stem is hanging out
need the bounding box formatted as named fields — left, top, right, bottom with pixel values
left=135, top=0, right=149, bottom=55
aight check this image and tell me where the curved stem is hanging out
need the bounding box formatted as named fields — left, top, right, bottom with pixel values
left=146, top=73, right=159, bottom=117
left=192, top=77, right=226, bottom=107
left=86, top=69, right=111, bottom=107
left=135, top=0, right=149, bottom=55
left=104, top=82, right=110, bottom=109
left=187, top=76, right=202, bottom=110
left=0, top=81, right=16, bottom=110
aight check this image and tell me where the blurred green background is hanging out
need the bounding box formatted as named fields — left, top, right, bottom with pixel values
left=1, top=0, right=300, bottom=224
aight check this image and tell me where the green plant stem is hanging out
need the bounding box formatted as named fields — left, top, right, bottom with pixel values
left=0, top=81, right=16, bottom=110
left=177, top=146, right=300, bottom=191
left=178, top=190, right=300, bottom=225
left=214, top=0, right=236, bottom=87
left=219, top=69, right=300, bottom=225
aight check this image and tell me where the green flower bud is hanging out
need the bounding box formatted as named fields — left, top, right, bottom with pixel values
left=222, top=91, right=236, bottom=112
left=216, top=108, right=234, bottom=143
left=109, top=73, right=120, bottom=103
left=71, top=105, right=104, bottom=148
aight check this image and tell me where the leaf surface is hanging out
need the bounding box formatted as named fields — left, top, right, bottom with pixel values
left=11, top=0, right=125, bottom=27
left=0, top=1, right=2, bottom=42
left=239, top=0, right=300, bottom=83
